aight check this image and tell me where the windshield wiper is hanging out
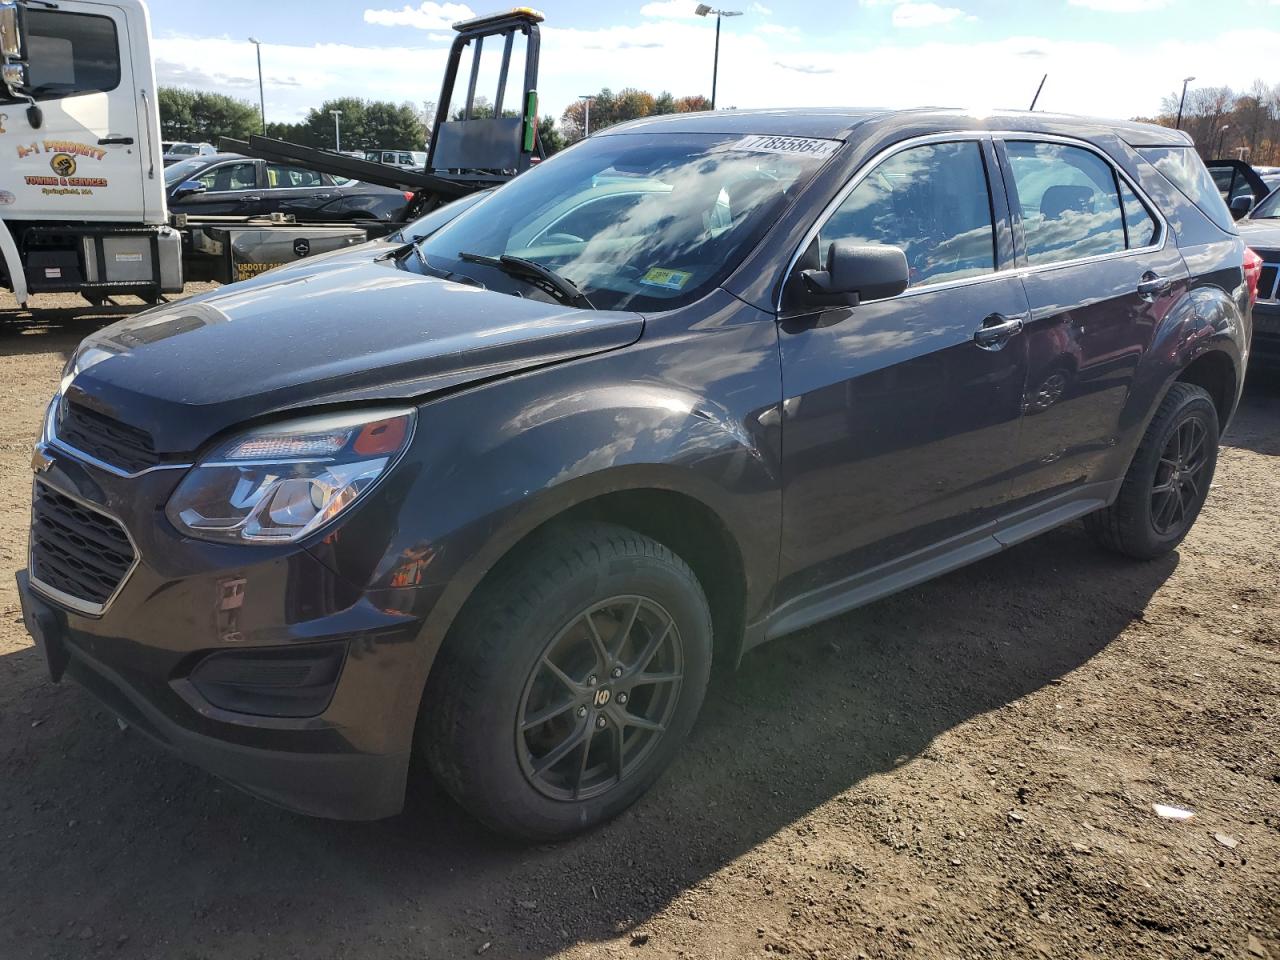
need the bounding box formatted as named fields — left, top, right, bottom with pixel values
left=457, top=251, right=595, bottom=309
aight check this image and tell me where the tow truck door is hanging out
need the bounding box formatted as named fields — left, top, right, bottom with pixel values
left=5, top=1, right=149, bottom=223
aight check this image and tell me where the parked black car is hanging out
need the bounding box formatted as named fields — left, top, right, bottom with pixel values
left=163, top=153, right=412, bottom=222
left=1236, top=190, right=1280, bottom=370
left=18, top=109, right=1253, bottom=840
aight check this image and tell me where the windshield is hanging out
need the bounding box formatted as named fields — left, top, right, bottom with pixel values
left=414, top=132, right=836, bottom=311
left=1249, top=188, right=1280, bottom=220
left=164, top=157, right=209, bottom=186
left=394, top=190, right=494, bottom=242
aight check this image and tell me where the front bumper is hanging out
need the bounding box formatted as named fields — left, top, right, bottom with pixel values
left=16, top=445, right=431, bottom=820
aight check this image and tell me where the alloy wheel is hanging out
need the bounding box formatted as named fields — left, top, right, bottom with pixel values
left=1150, top=415, right=1210, bottom=536
left=516, top=595, right=684, bottom=801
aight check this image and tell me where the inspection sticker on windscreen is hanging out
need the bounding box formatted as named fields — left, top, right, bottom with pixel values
left=640, top=268, right=693, bottom=290
left=733, top=135, right=840, bottom=158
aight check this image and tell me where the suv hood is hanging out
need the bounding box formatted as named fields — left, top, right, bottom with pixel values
left=62, top=260, right=644, bottom=454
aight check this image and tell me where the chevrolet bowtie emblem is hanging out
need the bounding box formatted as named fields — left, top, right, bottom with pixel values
left=31, top=446, right=54, bottom=474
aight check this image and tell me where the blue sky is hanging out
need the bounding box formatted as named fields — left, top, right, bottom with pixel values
left=145, top=0, right=1268, bottom=136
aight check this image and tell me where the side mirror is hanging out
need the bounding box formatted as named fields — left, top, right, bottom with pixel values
left=1229, top=195, right=1253, bottom=219
left=0, top=1, right=23, bottom=59
left=172, top=180, right=207, bottom=199
left=799, top=240, right=910, bottom=307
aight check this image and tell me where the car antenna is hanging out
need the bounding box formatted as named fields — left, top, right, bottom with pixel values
left=1029, top=74, right=1047, bottom=111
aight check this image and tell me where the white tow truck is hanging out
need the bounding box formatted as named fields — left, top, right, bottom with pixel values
left=0, top=0, right=545, bottom=307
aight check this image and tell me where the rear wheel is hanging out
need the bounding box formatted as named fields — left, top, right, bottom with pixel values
left=1086, top=382, right=1219, bottom=559
left=420, top=523, right=713, bottom=840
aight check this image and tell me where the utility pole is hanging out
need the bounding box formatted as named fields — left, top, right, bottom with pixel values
left=248, top=37, right=265, bottom=132
left=578, top=95, right=594, bottom=138
left=330, top=110, right=342, bottom=152
left=694, top=5, right=743, bottom=110
left=1175, top=76, right=1195, bottom=130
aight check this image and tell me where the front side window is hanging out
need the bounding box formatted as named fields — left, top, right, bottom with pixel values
left=819, top=141, right=997, bottom=293
left=8, top=9, right=120, bottom=102
left=1006, top=142, right=1126, bottom=266
left=415, top=132, right=834, bottom=311
left=198, top=162, right=258, bottom=192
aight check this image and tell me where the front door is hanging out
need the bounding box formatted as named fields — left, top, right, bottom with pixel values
left=172, top=159, right=263, bottom=216
left=997, top=138, right=1190, bottom=508
left=3, top=1, right=147, bottom=222
left=776, top=137, right=1031, bottom=607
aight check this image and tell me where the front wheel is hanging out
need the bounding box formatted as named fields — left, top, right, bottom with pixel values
left=1086, top=382, right=1219, bottom=559
left=420, top=523, right=713, bottom=840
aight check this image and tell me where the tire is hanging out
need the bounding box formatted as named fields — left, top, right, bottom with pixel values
left=420, top=522, right=713, bottom=841
left=1085, top=382, right=1219, bottom=559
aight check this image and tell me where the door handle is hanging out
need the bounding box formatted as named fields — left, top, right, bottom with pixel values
left=1137, top=272, right=1173, bottom=300
left=97, top=136, right=134, bottom=145
left=973, top=313, right=1026, bottom=349
left=238, top=195, right=262, bottom=202
left=310, top=193, right=332, bottom=199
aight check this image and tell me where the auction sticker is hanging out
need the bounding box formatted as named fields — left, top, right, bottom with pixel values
left=639, top=267, right=693, bottom=290
left=733, top=135, right=840, bottom=158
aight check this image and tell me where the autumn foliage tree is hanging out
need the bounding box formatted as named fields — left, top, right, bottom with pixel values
left=560, top=88, right=713, bottom=143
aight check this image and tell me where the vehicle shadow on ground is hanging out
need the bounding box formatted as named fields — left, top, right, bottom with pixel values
left=0, top=520, right=1177, bottom=958
left=0, top=306, right=127, bottom=360
left=1228, top=374, right=1280, bottom=456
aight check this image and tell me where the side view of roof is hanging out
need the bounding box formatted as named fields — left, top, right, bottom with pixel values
left=600, top=107, right=1193, bottom=148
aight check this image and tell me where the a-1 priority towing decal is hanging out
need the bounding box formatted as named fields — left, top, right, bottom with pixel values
left=15, top=139, right=111, bottom=196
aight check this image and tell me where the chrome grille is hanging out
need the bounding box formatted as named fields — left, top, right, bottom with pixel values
left=29, top=483, right=136, bottom=613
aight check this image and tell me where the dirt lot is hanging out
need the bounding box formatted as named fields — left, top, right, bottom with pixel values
left=0, top=288, right=1276, bottom=960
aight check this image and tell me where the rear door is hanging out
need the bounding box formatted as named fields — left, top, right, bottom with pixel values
left=3, top=1, right=146, bottom=222
left=263, top=163, right=331, bottom=220
left=776, top=136, right=1032, bottom=606
left=996, top=137, right=1189, bottom=510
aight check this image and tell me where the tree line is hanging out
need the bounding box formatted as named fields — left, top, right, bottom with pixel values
left=560, top=88, right=713, bottom=143
left=157, top=88, right=429, bottom=152
left=1149, top=80, right=1280, bottom=164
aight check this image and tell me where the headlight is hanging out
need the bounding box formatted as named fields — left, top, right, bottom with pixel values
left=166, top=408, right=415, bottom=544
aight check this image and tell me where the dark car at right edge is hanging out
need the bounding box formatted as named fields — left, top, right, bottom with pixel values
left=1233, top=189, right=1280, bottom=371
left=16, top=108, right=1256, bottom=841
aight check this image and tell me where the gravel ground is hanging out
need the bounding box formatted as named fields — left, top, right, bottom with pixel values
left=0, top=288, right=1277, bottom=960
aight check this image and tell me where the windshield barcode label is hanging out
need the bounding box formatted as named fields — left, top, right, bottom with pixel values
left=732, top=135, right=840, bottom=158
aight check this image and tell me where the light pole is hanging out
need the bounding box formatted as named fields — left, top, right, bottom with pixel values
left=1175, top=75, right=1194, bottom=130
left=248, top=37, right=265, bottom=132
left=694, top=5, right=743, bottom=110
left=578, top=95, right=594, bottom=138
left=1216, top=123, right=1230, bottom=158
left=330, top=110, right=342, bottom=152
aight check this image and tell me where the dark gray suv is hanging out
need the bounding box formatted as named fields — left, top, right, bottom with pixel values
left=17, top=108, right=1254, bottom=840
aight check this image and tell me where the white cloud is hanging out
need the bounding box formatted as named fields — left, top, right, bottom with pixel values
left=638, top=0, right=699, bottom=17
left=751, top=2, right=773, bottom=13
left=891, top=2, right=969, bottom=26
left=1067, top=0, right=1170, bottom=8
left=757, top=22, right=799, bottom=36
left=362, top=2, right=474, bottom=30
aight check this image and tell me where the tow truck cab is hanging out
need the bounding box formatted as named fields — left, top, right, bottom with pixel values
left=0, top=0, right=182, bottom=305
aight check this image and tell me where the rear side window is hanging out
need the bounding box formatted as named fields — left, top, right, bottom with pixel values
left=1138, top=146, right=1234, bottom=232
left=16, top=9, right=120, bottom=101
left=820, top=140, right=996, bottom=292
left=1120, top=181, right=1157, bottom=248
left=1006, top=142, right=1127, bottom=266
